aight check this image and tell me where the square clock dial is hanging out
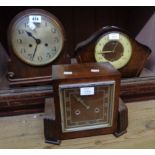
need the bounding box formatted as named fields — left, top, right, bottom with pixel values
left=59, top=81, right=115, bottom=132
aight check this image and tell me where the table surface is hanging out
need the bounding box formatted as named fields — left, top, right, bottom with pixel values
left=0, top=100, right=155, bottom=149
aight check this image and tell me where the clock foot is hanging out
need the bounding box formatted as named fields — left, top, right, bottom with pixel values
left=114, top=130, right=127, bottom=137
left=44, top=99, right=61, bottom=145
left=45, top=139, right=61, bottom=145
left=114, top=98, right=128, bottom=137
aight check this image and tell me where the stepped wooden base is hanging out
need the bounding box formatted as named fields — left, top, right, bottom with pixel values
left=44, top=98, right=128, bottom=145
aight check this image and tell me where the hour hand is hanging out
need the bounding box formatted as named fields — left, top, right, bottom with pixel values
left=73, top=95, right=90, bottom=109
left=98, top=50, right=113, bottom=54
left=25, top=31, right=41, bottom=44
left=25, top=31, right=35, bottom=39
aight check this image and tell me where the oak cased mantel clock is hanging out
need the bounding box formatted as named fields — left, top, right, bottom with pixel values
left=73, top=26, right=151, bottom=78
left=7, top=9, right=67, bottom=87
left=44, top=62, right=128, bottom=144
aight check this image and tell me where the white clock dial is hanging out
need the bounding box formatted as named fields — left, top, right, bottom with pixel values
left=9, top=9, right=64, bottom=66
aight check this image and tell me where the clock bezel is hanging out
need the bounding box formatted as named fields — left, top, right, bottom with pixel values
left=94, top=31, right=133, bottom=69
left=7, top=9, right=65, bottom=67
left=59, top=81, right=116, bottom=133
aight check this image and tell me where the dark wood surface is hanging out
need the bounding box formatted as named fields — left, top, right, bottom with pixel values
left=52, top=62, right=120, bottom=80
left=121, top=77, right=155, bottom=102
left=0, top=86, right=53, bottom=116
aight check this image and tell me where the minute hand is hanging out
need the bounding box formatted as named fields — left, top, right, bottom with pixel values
left=32, top=44, right=38, bottom=60
left=98, top=50, right=113, bottom=54
left=73, top=95, right=90, bottom=110
left=112, top=42, right=119, bottom=52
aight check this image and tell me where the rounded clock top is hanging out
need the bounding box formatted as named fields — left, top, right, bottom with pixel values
left=8, top=9, right=65, bottom=66
left=94, top=31, right=132, bottom=69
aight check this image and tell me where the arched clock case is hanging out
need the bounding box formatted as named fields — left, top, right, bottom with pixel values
left=73, top=26, right=151, bottom=78
left=7, top=9, right=68, bottom=87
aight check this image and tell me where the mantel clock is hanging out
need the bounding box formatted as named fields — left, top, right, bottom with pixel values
left=73, top=26, right=151, bottom=78
left=7, top=9, right=66, bottom=86
left=44, top=62, right=128, bottom=144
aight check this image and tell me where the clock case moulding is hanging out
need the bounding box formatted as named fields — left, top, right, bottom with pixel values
left=44, top=62, right=128, bottom=144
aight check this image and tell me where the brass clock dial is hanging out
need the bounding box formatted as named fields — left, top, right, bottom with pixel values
left=59, top=81, right=115, bottom=132
left=8, top=9, right=64, bottom=66
left=95, top=32, right=132, bottom=69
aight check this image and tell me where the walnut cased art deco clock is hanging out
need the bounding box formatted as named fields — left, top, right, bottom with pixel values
left=7, top=9, right=66, bottom=86
left=73, top=26, right=151, bottom=78
left=44, top=62, right=128, bottom=144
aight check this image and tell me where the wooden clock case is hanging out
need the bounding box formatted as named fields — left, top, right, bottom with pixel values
left=7, top=9, right=68, bottom=87
left=73, top=26, right=151, bottom=78
left=44, top=62, right=128, bottom=144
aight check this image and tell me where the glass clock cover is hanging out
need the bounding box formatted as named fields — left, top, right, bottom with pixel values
left=59, top=81, right=115, bottom=133
left=8, top=9, right=64, bottom=66
left=95, top=32, right=132, bottom=69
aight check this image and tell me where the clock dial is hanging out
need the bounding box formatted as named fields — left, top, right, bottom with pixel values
left=59, top=81, right=115, bottom=132
left=95, top=32, right=132, bottom=69
left=8, top=9, right=64, bottom=66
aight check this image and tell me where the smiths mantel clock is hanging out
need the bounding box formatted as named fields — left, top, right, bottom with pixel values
left=44, top=63, right=128, bottom=144
left=73, top=26, right=151, bottom=78
left=95, top=32, right=132, bottom=70
left=7, top=9, right=66, bottom=86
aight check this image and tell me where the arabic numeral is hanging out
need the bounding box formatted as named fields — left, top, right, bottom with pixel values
left=24, top=22, right=28, bottom=28
left=52, top=28, right=56, bottom=33
left=28, top=54, right=33, bottom=61
left=45, top=22, right=48, bottom=27
left=17, top=39, right=22, bottom=44
left=52, top=46, right=56, bottom=52
left=21, top=48, right=26, bottom=54
left=18, top=29, right=24, bottom=34
left=46, top=53, right=52, bottom=58
left=53, top=37, right=59, bottom=43
left=38, top=56, right=43, bottom=62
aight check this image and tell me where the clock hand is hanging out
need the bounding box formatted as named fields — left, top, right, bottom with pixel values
left=32, top=44, right=38, bottom=60
left=73, top=95, right=90, bottom=110
left=100, top=42, right=119, bottom=54
left=25, top=31, right=41, bottom=60
left=25, top=31, right=41, bottom=44
left=25, top=31, right=36, bottom=40
left=112, top=42, right=119, bottom=53
left=98, top=50, right=113, bottom=54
